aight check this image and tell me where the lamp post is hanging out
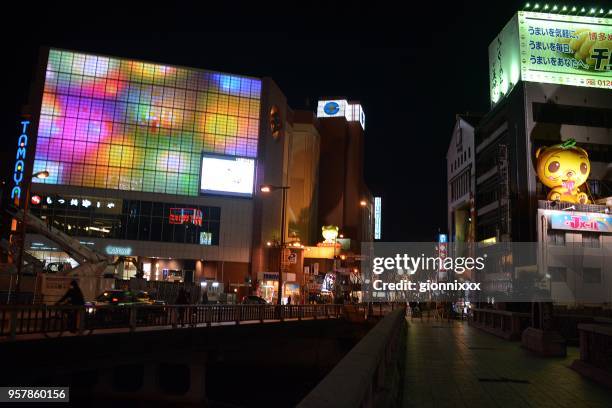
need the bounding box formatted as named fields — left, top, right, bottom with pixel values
left=260, top=184, right=290, bottom=305
left=13, top=170, right=49, bottom=302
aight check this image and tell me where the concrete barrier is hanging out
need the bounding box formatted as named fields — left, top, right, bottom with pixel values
left=571, top=324, right=612, bottom=388
left=469, top=308, right=530, bottom=341
left=297, top=307, right=406, bottom=408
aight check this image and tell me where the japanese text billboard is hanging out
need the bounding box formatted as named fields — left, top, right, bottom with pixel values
left=549, top=211, right=612, bottom=233
left=490, top=11, right=611, bottom=104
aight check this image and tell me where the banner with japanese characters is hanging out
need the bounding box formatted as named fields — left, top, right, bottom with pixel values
left=490, top=11, right=611, bottom=105
left=519, top=11, right=611, bottom=89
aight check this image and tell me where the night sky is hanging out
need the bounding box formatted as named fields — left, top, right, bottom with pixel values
left=6, top=0, right=561, bottom=241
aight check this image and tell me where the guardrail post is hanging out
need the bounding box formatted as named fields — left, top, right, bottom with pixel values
left=279, top=305, right=284, bottom=322
left=298, top=306, right=302, bottom=321
left=129, top=305, right=137, bottom=332
left=259, top=305, right=264, bottom=323
left=236, top=305, right=241, bottom=325
left=9, top=309, right=17, bottom=341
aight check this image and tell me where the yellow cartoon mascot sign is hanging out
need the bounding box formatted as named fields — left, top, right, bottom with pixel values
left=535, top=139, right=590, bottom=204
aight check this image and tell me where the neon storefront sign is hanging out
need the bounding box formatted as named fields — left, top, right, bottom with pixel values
left=169, top=208, right=203, bottom=226
left=105, top=245, right=133, bottom=256
left=550, top=212, right=611, bottom=233
left=11, top=120, right=30, bottom=202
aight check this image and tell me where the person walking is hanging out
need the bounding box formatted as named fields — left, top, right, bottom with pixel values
left=175, top=288, right=189, bottom=326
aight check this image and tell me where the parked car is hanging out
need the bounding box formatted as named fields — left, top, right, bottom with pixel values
left=241, top=295, right=268, bottom=305
left=86, top=290, right=166, bottom=326
left=87, top=290, right=165, bottom=307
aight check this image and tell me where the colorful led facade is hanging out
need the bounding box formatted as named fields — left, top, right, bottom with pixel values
left=33, top=49, right=262, bottom=196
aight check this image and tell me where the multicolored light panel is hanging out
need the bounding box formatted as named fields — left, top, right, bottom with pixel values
left=33, top=49, right=261, bottom=196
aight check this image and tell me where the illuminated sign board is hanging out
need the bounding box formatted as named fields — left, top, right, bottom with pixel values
left=200, top=232, right=212, bottom=245
left=200, top=154, right=255, bottom=197
left=33, top=49, right=262, bottom=197
left=11, top=120, right=31, bottom=203
left=169, top=208, right=203, bottom=226
left=550, top=211, right=611, bottom=233
left=105, top=245, right=132, bottom=256
left=489, top=11, right=611, bottom=104
left=321, top=272, right=336, bottom=293
left=316, top=99, right=366, bottom=130
left=438, top=233, right=448, bottom=279
left=374, top=197, right=382, bottom=240
left=317, top=100, right=347, bottom=117
left=37, top=195, right=121, bottom=213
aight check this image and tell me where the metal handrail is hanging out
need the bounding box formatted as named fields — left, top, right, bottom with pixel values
left=0, top=304, right=349, bottom=341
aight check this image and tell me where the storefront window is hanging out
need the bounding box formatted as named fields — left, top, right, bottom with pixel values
left=29, top=196, right=221, bottom=246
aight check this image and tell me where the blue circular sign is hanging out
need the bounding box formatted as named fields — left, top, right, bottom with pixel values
left=323, top=101, right=340, bottom=115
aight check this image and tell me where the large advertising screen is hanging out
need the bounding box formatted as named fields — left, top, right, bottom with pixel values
left=490, top=11, right=611, bottom=104
left=33, top=49, right=261, bottom=196
left=200, top=154, right=255, bottom=197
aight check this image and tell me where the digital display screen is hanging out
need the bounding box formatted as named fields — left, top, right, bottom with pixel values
left=33, top=49, right=261, bottom=196
left=200, top=154, right=255, bottom=197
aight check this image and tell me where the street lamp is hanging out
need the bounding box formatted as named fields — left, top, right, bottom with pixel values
left=260, top=184, right=290, bottom=305
left=12, top=170, right=50, bottom=303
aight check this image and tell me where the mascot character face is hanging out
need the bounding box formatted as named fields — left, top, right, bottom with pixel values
left=535, top=139, right=590, bottom=204
left=321, top=225, right=339, bottom=243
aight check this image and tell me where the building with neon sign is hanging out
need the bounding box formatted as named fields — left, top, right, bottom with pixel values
left=446, top=6, right=612, bottom=304
left=476, top=7, right=611, bottom=244
left=3, top=48, right=376, bottom=303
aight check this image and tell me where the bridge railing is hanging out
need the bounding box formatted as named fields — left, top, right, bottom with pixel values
left=469, top=308, right=531, bottom=340
left=298, top=306, right=407, bottom=408
left=0, top=304, right=346, bottom=340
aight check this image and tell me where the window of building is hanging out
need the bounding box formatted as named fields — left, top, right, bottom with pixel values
left=533, top=102, right=612, bottom=128
left=549, top=266, right=567, bottom=282
left=581, top=232, right=600, bottom=248
left=583, top=267, right=601, bottom=284
left=548, top=230, right=565, bottom=246
left=29, top=197, right=221, bottom=246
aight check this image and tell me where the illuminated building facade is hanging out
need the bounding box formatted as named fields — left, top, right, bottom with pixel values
left=476, top=10, right=611, bottom=243
left=464, top=8, right=612, bottom=297
left=5, top=49, right=375, bottom=303
left=12, top=48, right=292, bottom=293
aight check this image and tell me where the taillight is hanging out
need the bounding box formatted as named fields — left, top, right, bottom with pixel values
left=112, top=298, right=119, bottom=302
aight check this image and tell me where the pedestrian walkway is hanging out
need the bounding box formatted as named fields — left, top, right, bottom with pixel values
left=402, top=319, right=612, bottom=408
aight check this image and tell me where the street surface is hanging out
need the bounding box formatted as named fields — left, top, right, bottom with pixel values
left=403, top=319, right=612, bottom=408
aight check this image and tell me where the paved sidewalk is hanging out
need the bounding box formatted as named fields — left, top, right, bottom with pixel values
left=402, top=319, right=612, bottom=408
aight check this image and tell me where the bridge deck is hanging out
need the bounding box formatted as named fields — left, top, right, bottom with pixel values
left=402, top=319, right=612, bottom=408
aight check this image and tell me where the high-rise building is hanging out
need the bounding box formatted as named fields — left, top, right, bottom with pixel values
left=2, top=49, right=374, bottom=304
left=476, top=9, right=611, bottom=243
left=447, top=114, right=481, bottom=245
left=453, top=8, right=612, bottom=303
